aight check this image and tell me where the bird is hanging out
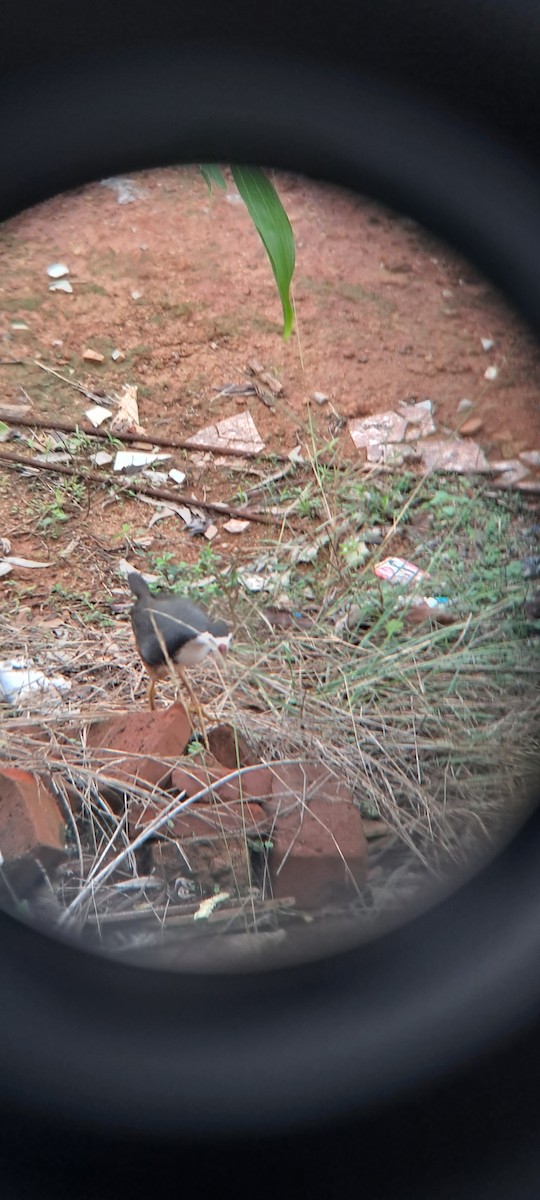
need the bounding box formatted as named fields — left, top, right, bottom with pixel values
left=127, top=570, right=231, bottom=726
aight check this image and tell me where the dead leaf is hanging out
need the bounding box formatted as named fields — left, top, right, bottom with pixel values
left=246, top=359, right=284, bottom=395
left=109, top=384, right=146, bottom=436
left=1, top=556, right=53, bottom=570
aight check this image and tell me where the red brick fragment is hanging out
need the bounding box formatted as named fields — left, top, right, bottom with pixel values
left=87, top=701, right=192, bottom=795
left=0, top=766, right=65, bottom=866
left=267, top=764, right=367, bottom=906
left=170, top=757, right=273, bottom=806
left=206, top=723, right=258, bottom=769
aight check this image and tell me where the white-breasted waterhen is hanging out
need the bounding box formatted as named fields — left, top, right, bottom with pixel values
left=127, top=570, right=231, bottom=724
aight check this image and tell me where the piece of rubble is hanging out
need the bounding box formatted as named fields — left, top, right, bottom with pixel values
left=185, top=411, right=265, bottom=455
left=111, top=349, right=126, bottom=362
left=82, top=348, right=105, bottom=364
left=349, top=410, right=407, bottom=451
left=398, top=398, right=436, bottom=440
left=493, top=462, right=530, bottom=487
left=484, top=365, right=498, bottom=381
left=85, top=404, right=112, bottom=427
left=267, top=764, right=367, bottom=907
left=168, top=468, right=187, bottom=486
left=223, top=518, right=250, bottom=535
left=90, top=450, right=114, bottom=466
left=0, top=767, right=66, bottom=866
left=101, top=177, right=148, bottom=204
left=87, top=702, right=193, bottom=800
left=114, top=450, right=170, bottom=473
left=519, top=450, right=540, bottom=468
left=418, top=438, right=490, bottom=473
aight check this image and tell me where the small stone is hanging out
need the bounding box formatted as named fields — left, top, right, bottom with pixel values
left=168, top=468, right=186, bottom=486
left=89, top=451, right=113, bottom=466
left=457, top=398, right=473, bottom=413
left=204, top=524, right=218, bottom=541
left=83, top=348, right=105, bottom=364
left=481, top=337, right=495, bottom=351
left=111, top=349, right=126, bottom=362
left=484, top=365, right=498, bottom=381
left=460, top=417, right=483, bottom=436
left=223, top=519, right=250, bottom=535
left=519, top=450, right=540, bottom=468
left=311, top=391, right=329, bottom=405
left=131, top=290, right=143, bottom=301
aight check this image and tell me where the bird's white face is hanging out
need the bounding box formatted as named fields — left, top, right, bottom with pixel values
left=176, top=630, right=232, bottom=666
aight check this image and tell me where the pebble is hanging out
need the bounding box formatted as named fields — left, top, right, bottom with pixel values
left=481, top=338, right=495, bottom=352
left=111, top=349, right=125, bottom=362
left=311, top=392, right=329, bottom=405
left=484, top=365, right=498, bottom=381
left=83, top=348, right=105, bottom=364
left=460, top=417, right=483, bottom=436
left=457, top=398, right=473, bottom=413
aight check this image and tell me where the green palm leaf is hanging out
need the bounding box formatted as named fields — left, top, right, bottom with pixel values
left=231, top=166, right=295, bottom=340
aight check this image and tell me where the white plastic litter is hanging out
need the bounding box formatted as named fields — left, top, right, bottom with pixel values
left=49, top=280, right=73, bottom=294
left=47, top=263, right=69, bottom=279
left=85, top=405, right=112, bottom=428
left=0, top=658, right=71, bottom=707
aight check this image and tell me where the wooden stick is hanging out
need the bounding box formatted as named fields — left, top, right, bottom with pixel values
left=0, top=406, right=291, bottom=463
left=0, top=448, right=283, bottom=525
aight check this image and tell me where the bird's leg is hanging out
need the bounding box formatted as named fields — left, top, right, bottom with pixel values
left=176, top=666, right=211, bottom=747
left=147, top=678, right=157, bottom=710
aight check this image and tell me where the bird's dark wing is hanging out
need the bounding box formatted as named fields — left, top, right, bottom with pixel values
left=131, top=603, right=198, bottom=667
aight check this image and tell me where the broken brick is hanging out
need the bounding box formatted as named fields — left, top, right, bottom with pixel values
left=170, top=756, right=273, bottom=806
left=87, top=701, right=192, bottom=798
left=0, top=766, right=66, bottom=867
left=266, top=763, right=367, bottom=906
left=206, top=723, right=258, bottom=769
left=146, top=801, right=269, bottom=895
